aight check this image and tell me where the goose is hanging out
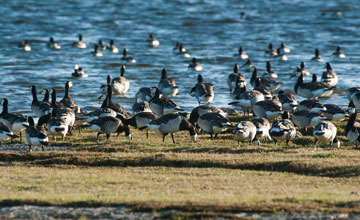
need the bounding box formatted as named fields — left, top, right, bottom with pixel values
left=293, top=62, right=310, bottom=77
left=321, top=63, right=338, bottom=87
left=275, top=48, right=288, bottom=61
left=189, top=58, right=203, bottom=72
left=132, top=99, right=151, bottom=114
left=72, top=65, right=88, bottom=77
left=72, top=34, right=86, bottom=49
left=253, top=96, right=283, bottom=120
left=98, top=40, right=108, bottom=50
left=48, top=108, right=69, bottom=141
left=241, top=59, right=255, bottom=72
left=254, top=78, right=273, bottom=100
left=251, top=117, right=271, bottom=145
left=0, top=121, right=18, bottom=145
left=60, top=81, right=79, bottom=113
left=25, top=116, right=49, bottom=151
left=158, top=68, right=179, bottom=97
left=197, top=112, right=232, bottom=140
left=278, top=90, right=297, bottom=112
left=294, top=74, right=333, bottom=99
left=279, top=42, right=291, bottom=53
left=121, top=48, right=136, bottom=63
left=347, top=87, right=360, bottom=101
left=19, top=40, right=31, bottom=51
left=311, top=48, right=324, bottom=62
left=139, top=113, right=196, bottom=143
left=0, top=98, right=29, bottom=143
left=177, top=44, right=190, bottom=58
left=240, top=12, right=246, bottom=19
left=270, top=111, right=297, bottom=148
left=92, top=44, right=103, bottom=57
left=234, top=47, right=248, bottom=59
left=82, top=115, right=132, bottom=142
left=102, top=85, right=132, bottom=118
left=79, top=107, right=117, bottom=124
left=262, top=61, right=278, bottom=79
left=298, top=99, right=326, bottom=113
left=40, top=88, right=50, bottom=103
left=109, top=40, right=119, bottom=53
left=313, top=121, right=340, bottom=149
left=190, top=75, right=214, bottom=105
left=135, top=87, right=156, bottom=102
left=189, top=105, right=227, bottom=126
left=332, top=46, right=345, bottom=58
left=350, top=92, right=360, bottom=109
left=347, top=100, right=356, bottom=115
left=233, top=121, right=257, bottom=147
left=50, top=89, right=76, bottom=131
left=291, top=109, right=324, bottom=130
left=173, top=42, right=180, bottom=51
left=250, top=68, right=282, bottom=92
left=122, top=111, right=158, bottom=138
left=112, top=65, right=130, bottom=94
left=47, top=37, right=61, bottom=49
left=323, top=104, right=347, bottom=121
left=345, top=112, right=360, bottom=148
left=148, top=34, right=160, bottom=47
left=31, top=85, right=51, bottom=117
left=265, top=43, right=277, bottom=56
left=149, top=87, right=183, bottom=116
left=228, top=86, right=264, bottom=115
left=227, top=64, right=246, bottom=93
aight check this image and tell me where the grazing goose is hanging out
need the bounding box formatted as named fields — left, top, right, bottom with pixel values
left=293, top=62, right=310, bottom=77
left=227, top=64, right=246, bottom=93
left=233, top=121, right=257, bottom=147
left=47, top=37, right=61, bottom=49
left=298, top=99, right=326, bottom=113
left=270, top=112, right=297, bottom=148
left=190, top=75, right=214, bottom=105
left=189, top=58, right=203, bottom=72
left=31, top=85, right=51, bottom=117
left=102, top=85, right=132, bottom=118
left=132, top=99, right=151, bottom=114
left=0, top=98, right=29, bottom=143
left=333, top=46, right=345, bottom=58
left=313, top=121, right=340, bottom=149
left=79, top=107, right=117, bottom=124
left=250, top=68, right=282, bottom=92
left=291, top=109, right=324, bottom=130
left=228, top=85, right=264, bottom=115
left=121, top=48, right=136, bottom=63
left=311, top=48, right=324, bottom=62
left=241, top=59, right=255, bottom=72
left=189, top=105, right=227, bottom=129
left=177, top=44, right=190, bottom=58
left=262, top=61, right=278, bottom=79
left=149, top=88, right=183, bottom=116
left=234, top=47, right=248, bottom=59
left=279, top=42, right=291, bottom=53
left=50, top=89, right=76, bottom=131
left=323, top=104, right=347, bottom=121
left=321, top=63, right=338, bottom=87
left=278, top=90, right=297, bottom=112
left=25, top=117, right=49, bottom=151
left=265, top=43, right=277, bottom=56
left=254, top=78, right=273, bottom=100
left=0, top=121, right=18, bottom=145
left=19, top=40, right=31, bottom=51
left=251, top=117, right=271, bottom=145
left=135, top=87, right=156, bottom=102
left=148, top=34, right=160, bottom=47
left=253, top=96, right=283, bottom=120
left=60, top=81, right=79, bottom=113
left=92, top=44, right=103, bottom=57
left=294, top=74, right=333, bottom=99
left=275, top=48, right=288, bottom=61
left=158, top=68, right=179, bottom=97
left=197, top=112, right=232, bottom=140
left=48, top=108, right=69, bottom=142
left=109, top=40, right=119, bottom=53
left=123, top=111, right=158, bottom=138
left=72, top=34, right=86, bottom=49
left=98, top=40, right=108, bottom=50
left=140, top=113, right=196, bottom=143
left=112, top=65, right=130, bottom=94
left=345, top=112, right=360, bottom=148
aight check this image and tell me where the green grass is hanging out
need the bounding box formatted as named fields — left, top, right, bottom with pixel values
left=0, top=114, right=360, bottom=215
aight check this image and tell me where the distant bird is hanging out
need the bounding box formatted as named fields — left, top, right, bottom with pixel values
left=292, top=62, right=310, bottom=77
left=92, top=44, right=103, bottom=57
left=19, top=40, right=31, bottom=51
left=109, top=40, right=119, bottom=53
left=275, top=48, right=288, bottom=61
left=177, top=44, right=190, bottom=58
left=233, top=121, right=257, bottom=147
left=270, top=112, right=297, bottom=149
left=279, top=42, right=291, bottom=53
left=241, top=59, right=255, bottom=72
left=25, top=116, right=49, bottom=151
left=250, top=68, right=282, bottom=92
left=345, top=112, right=360, bottom=148
left=190, top=75, right=214, bottom=105
left=189, top=58, right=203, bottom=72
left=332, top=46, right=345, bottom=58
left=158, top=68, right=178, bottom=97
left=227, top=64, right=246, bottom=93
left=149, top=88, right=183, bottom=116
left=148, top=34, right=160, bottom=47
left=72, top=34, right=86, bottom=49
left=197, top=112, right=232, bottom=140
left=311, top=48, right=324, bottom=62
left=98, top=40, right=108, bottom=50
left=47, top=37, right=61, bottom=49
left=262, top=61, right=278, bottom=79
left=121, top=48, right=136, bottom=63
left=72, top=65, right=88, bottom=77
left=321, top=63, right=338, bottom=87
left=112, top=65, right=130, bottom=94
left=265, top=43, right=277, bottom=56
left=234, top=47, right=248, bottom=59
left=313, top=121, right=339, bottom=149
left=294, top=74, right=333, bottom=99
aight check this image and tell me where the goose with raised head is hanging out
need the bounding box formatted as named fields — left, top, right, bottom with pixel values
left=149, top=88, right=183, bottom=116
left=40, top=88, right=50, bottom=103
left=190, top=75, right=214, bottom=105
left=279, top=42, right=291, bottom=53
left=265, top=43, right=277, bottom=56
left=254, top=78, right=273, bottom=100
left=241, top=59, right=255, bottom=72
left=250, top=68, right=282, bottom=92
left=333, top=46, right=345, bottom=58
left=148, top=34, right=160, bottom=47
left=345, top=112, right=360, bottom=148
left=313, top=121, right=339, bottom=149
left=92, top=44, right=103, bottom=57
left=251, top=117, right=271, bottom=145
left=228, top=85, right=264, bottom=115
left=50, top=88, right=76, bottom=131
left=294, top=74, right=333, bottom=99
left=189, top=58, right=203, bottom=72
left=293, top=62, right=310, bottom=77
left=253, top=96, right=283, bottom=120
left=278, top=90, right=297, bottom=112
left=139, top=113, right=196, bottom=143
left=25, top=116, right=48, bottom=151
left=158, top=68, right=178, bottom=97
left=227, top=64, right=246, bottom=93
left=72, top=34, right=86, bottom=49
left=101, top=85, right=131, bottom=118
left=234, top=47, right=248, bottom=59
left=270, top=112, right=297, bottom=148
left=121, top=48, right=136, bottom=63
left=321, top=63, right=338, bottom=87
left=31, top=85, right=51, bottom=118
left=98, top=40, right=108, bottom=50
left=311, top=48, right=324, bottom=62
left=112, top=65, right=130, bottom=94
left=197, top=112, right=232, bottom=140
left=60, top=81, right=79, bottom=113
left=233, top=121, right=257, bottom=147
left=48, top=108, right=69, bottom=142
left=262, top=61, right=278, bottom=79
left=47, top=37, right=61, bottom=49
left=109, top=39, right=119, bottom=53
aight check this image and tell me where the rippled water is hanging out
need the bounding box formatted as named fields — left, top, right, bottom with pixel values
left=1, top=0, right=360, bottom=115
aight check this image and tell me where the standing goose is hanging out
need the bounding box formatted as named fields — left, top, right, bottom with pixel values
left=311, top=48, right=324, bottom=62
left=121, top=48, right=136, bottom=63
left=25, top=116, right=49, bottom=151
left=148, top=34, right=160, bottom=47
left=79, top=96, right=117, bottom=123
left=227, top=64, right=246, bottom=93
left=254, top=78, right=273, bottom=100
left=92, top=44, right=103, bottom=57
left=189, top=105, right=227, bottom=127
left=197, top=112, right=232, bottom=140
left=149, top=88, right=183, bottom=116
left=270, top=112, right=297, bottom=148
left=48, top=108, right=69, bottom=142
left=0, top=98, right=29, bottom=143
left=140, top=113, right=196, bottom=143
left=47, top=37, right=61, bottom=49
left=250, top=68, right=282, bottom=92
left=291, top=109, right=325, bottom=130
left=123, top=111, right=158, bottom=138
left=109, top=40, right=119, bottom=53
left=321, top=63, right=338, bottom=87
left=228, top=85, right=264, bottom=115
left=72, top=34, right=86, bottom=49
left=298, top=99, right=326, bottom=113
left=262, top=61, right=278, bottom=79
left=323, top=104, right=347, bottom=121
left=189, top=58, right=203, bottom=72
left=332, top=46, right=345, bottom=58
left=102, top=85, right=132, bottom=118
left=135, top=87, right=157, bottom=102
left=313, top=121, right=340, bottom=149
left=253, top=96, right=283, bottom=120
left=60, top=81, right=79, bottom=113
left=190, top=75, right=214, bottom=105
left=278, top=90, right=297, bottom=112
left=251, top=117, right=272, bottom=145
left=51, top=89, right=76, bottom=131
left=112, top=65, right=130, bottom=94
left=234, top=47, right=248, bottom=59
left=132, top=99, right=151, bottom=114
left=31, top=85, right=51, bottom=117
left=158, top=68, right=179, bottom=97
left=345, top=112, right=360, bottom=148
left=0, top=121, right=18, bottom=145
left=233, top=121, right=257, bottom=147
left=294, top=74, right=333, bottom=99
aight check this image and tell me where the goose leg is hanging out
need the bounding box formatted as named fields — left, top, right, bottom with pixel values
left=273, top=139, right=277, bottom=146
left=171, top=133, right=175, bottom=144
left=19, top=132, right=22, bottom=144
left=286, top=140, right=289, bottom=149
left=313, top=138, right=318, bottom=150
left=96, top=132, right=101, bottom=142
left=28, top=145, right=32, bottom=152
left=210, top=134, right=213, bottom=140
left=106, top=134, right=110, bottom=143
left=146, top=131, right=149, bottom=139
left=163, top=134, right=167, bottom=142
left=42, top=146, right=44, bottom=151
left=238, top=141, right=240, bottom=147
left=214, top=134, right=218, bottom=139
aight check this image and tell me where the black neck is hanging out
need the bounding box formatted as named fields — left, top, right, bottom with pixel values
left=51, top=89, right=57, bottom=107
left=121, top=65, right=126, bottom=77
left=42, top=89, right=49, bottom=102
left=1, top=99, right=8, bottom=115
left=180, top=119, right=196, bottom=136
left=64, top=82, right=70, bottom=99
left=345, top=112, right=357, bottom=134
left=31, top=86, right=38, bottom=102
left=250, top=68, right=257, bottom=85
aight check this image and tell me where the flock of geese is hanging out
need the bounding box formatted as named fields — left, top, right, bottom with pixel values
left=2, top=34, right=360, bottom=151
